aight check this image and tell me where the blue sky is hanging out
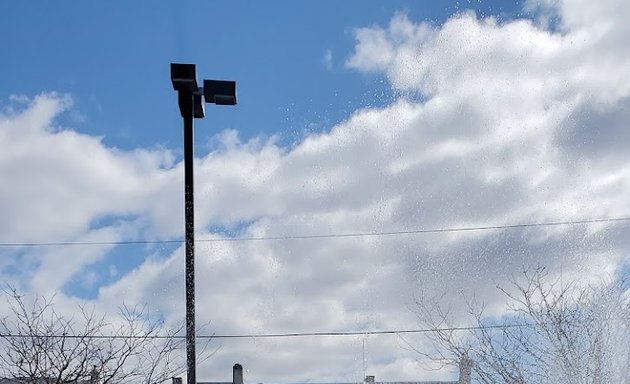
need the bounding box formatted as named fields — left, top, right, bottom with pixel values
left=1, top=0, right=630, bottom=382
left=1, top=0, right=523, bottom=150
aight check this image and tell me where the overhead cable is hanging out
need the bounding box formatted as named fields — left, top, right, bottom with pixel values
left=0, top=216, right=628, bottom=248
left=0, top=323, right=535, bottom=340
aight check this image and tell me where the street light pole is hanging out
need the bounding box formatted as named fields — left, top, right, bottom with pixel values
left=181, top=89, right=197, bottom=384
left=171, top=63, right=237, bottom=384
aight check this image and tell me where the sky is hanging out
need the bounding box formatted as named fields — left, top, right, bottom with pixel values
left=1, top=0, right=629, bottom=382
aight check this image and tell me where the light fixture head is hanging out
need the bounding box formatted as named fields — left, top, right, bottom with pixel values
left=171, top=63, right=199, bottom=92
left=203, top=79, right=237, bottom=105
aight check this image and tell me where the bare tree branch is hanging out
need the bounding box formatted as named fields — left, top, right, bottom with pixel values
left=414, top=268, right=630, bottom=384
left=0, top=287, right=215, bottom=384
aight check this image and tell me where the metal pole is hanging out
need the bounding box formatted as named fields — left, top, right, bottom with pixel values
left=172, top=63, right=235, bottom=384
left=180, top=90, right=197, bottom=384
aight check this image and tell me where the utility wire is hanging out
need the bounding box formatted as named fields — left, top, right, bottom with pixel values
left=0, top=323, right=535, bottom=340
left=203, top=324, right=535, bottom=339
left=0, top=216, right=628, bottom=248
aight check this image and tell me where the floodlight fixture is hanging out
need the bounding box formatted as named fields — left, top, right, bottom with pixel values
left=204, top=79, right=237, bottom=105
left=170, top=63, right=199, bottom=92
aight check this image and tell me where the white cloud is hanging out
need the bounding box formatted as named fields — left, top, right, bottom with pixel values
left=2, top=0, right=630, bottom=382
left=0, top=94, right=184, bottom=294
left=345, top=26, right=394, bottom=73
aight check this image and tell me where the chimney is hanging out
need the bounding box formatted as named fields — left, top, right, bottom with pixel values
left=233, top=363, right=244, bottom=384
left=89, top=365, right=99, bottom=384
left=458, top=356, right=472, bottom=384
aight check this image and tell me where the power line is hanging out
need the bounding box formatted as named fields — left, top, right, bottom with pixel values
left=209, top=216, right=630, bottom=242
left=0, top=216, right=628, bottom=248
left=202, top=324, right=535, bottom=339
left=0, top=323, right=534, bottom=340
left=0, top=239, right=182, bottom=247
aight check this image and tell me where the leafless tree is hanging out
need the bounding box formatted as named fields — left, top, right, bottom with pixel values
left=0, top=287, right=213, bottom=384
left=413, top=267, right=630, bottom=384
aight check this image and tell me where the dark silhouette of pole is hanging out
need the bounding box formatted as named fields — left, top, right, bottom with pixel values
left=171, top=63, right=237, bottom=384
left=180, top=89, right=197, bottom=384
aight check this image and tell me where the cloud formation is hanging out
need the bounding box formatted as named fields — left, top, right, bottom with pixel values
left=1, top=0, right=630, bottom=381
